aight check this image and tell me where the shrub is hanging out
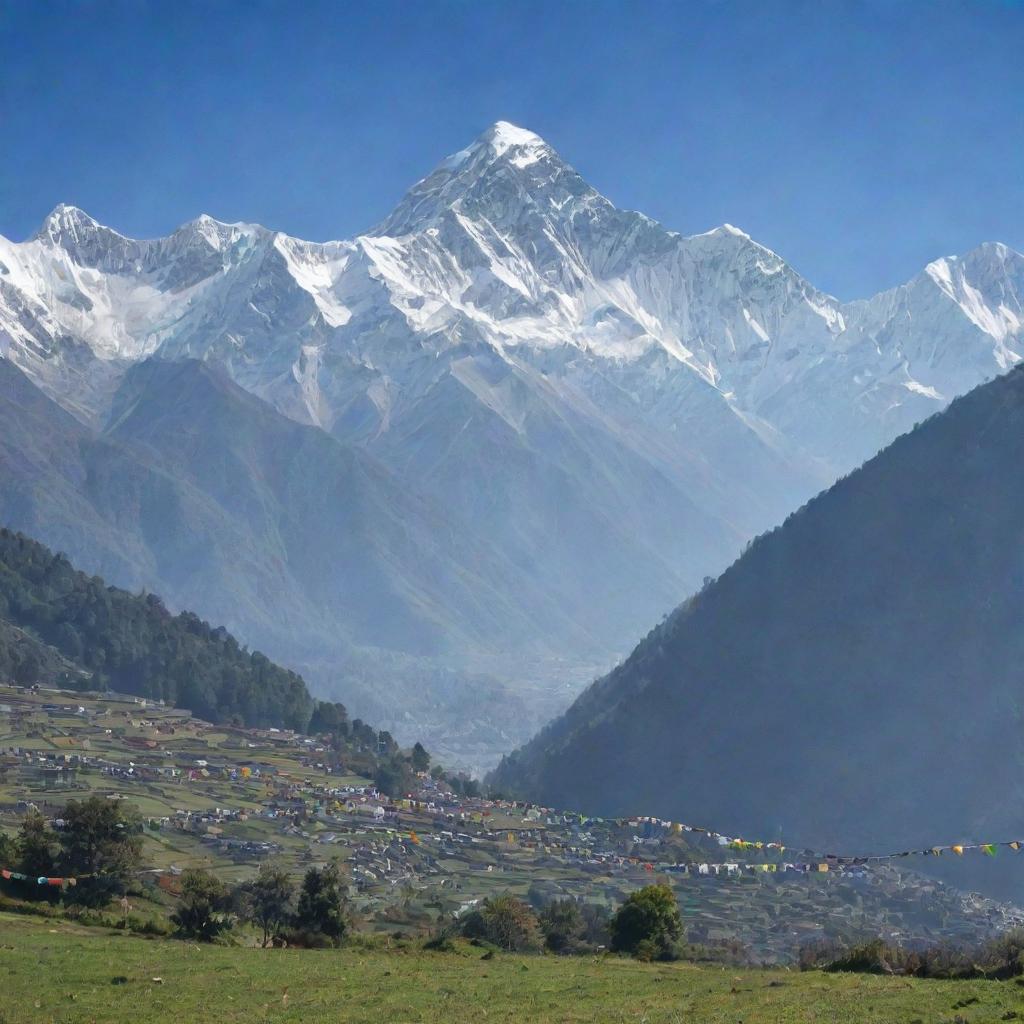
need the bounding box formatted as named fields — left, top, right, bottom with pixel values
left=171, top=869, right=235, bottom=941
left=609, top=884, right=682, bottom=961
left=459, top=894, right=543, bottom=952
left=807, top=930, right=1024, bottom=980
left=283, top=927, right=337, bottom=949
left=291, top=862, right=349, bottom=947
left=982, top=929, right=1024, bottom=978
left=633, top=938, right=658, bottom=962
left=821, top=939, right=897, bottom=975
left=540, top=899, right=592, bottom=954
left=423, top=933, right=457, bottom=953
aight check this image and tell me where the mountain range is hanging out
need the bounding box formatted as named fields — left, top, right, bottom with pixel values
left=490, top=365, right=1024, bottom=899
left=1, top=121, right=1022, bottom=767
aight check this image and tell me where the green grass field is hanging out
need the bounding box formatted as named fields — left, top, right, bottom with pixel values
left=2, top=914, right=1024, bottom=1024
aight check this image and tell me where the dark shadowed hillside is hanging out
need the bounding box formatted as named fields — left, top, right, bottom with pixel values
left=492, top=366, right=1024, bottom=896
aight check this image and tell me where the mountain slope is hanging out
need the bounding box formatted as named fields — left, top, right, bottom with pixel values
left=1, top=122, right=1023, bottom=765
left=0, top=356, right=596, bottom=760
left=4, top=124, right=1021, bottom=485
left=0, top=526, right=313, bottom=729
left=491, top=366, right=1024, bottom=888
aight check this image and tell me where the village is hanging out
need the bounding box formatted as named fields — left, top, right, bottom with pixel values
left=1, top=682, right=1020, bottom=964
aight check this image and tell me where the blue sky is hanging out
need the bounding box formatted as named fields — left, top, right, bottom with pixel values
left=1, top=0, right=1021, bottom=298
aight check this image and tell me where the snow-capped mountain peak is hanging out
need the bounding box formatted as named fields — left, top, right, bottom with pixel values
left=2, top=123, right=1023, bottom=762
left=31, top=204, right=134, bottom=270
left=34, top=203, right=107, bottom=242
left=2, top=123, right=1022, bottom=470
left=452, top=120, right=551, bottom=165
left=174, top=213, right=267, bottom=251
left=374, top=121, right=590, bottom=239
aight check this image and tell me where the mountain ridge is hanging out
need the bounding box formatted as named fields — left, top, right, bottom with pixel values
left=489, top=363, right=1024, bottom=898
left=1, top=121, right=1022, bottom=767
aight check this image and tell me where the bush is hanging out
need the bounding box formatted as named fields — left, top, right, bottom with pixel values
left=459, top=894, right=543, bottom=952
left=123, top=912, right=173, bottom=936
left=283, top=927, right=338, bottom=949
left=64, top=873, right=128, bottom=910
left=609, top=884, right=682, bottom=961
left=633, top=938, right=659, bottom=962
left=982, top=929, right=1024, bottom=978
left=423, top=933, right=457, bottom=953
left=806, top=929, right=1024, bottom=980
left=171, top=869, right=235, bottom=941
left=540, top=898, right=597, bottom=954
left=291, top=862, right=349, bottom=947
left=821, top=938, right=898, bottom=975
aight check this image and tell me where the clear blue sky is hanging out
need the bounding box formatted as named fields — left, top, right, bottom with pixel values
left=1, top=0, right=1021, bottom=299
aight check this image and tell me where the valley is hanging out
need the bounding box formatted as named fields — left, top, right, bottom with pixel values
left=2, top=683, right=1020, bottom=966
left=5, top=6, right=1024, bottom=1023
left=2, top=123, right=1022, bottom=766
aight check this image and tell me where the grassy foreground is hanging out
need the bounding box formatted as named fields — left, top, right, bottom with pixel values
left=2, top=914, right=1024, bottom=1024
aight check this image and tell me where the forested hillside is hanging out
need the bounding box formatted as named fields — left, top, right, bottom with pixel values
left=0, top=355, right=599, bottom=763
left=491, top=366, right=1024, bottom=897
left=0, top=527, right=313, bottom=729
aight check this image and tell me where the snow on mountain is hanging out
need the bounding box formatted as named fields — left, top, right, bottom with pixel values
left=1, top=121, right=1021, bottom=763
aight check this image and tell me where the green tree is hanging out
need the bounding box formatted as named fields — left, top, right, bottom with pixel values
left=609, top=884, right=682, bottom=960
left=411, top=742, right=430, bottom=773
left=540, top=898, right=586, bottom=953
left=59, top=795, right=142, bottom=880
left=293, top=862, right=348, bottom=946
left=309, top=701, right=349, bottom=739
left=579, top=902, right=612, bottom=948
left=17, top=811, right=57, bottom=879
left=0, top=527, right=315, bottom=730
left=242, top=862, right=295, bottom=947
left=14, top=651, right=41, bottom=686
left=171, top=869, right=234, bottom=941
left=462, top=894, right=543, bottom=952
left=374, top=757, right=414, bottom=798
left=377, top=730, right=399, bottom=755
left=0, top=830, right=18, bottom=869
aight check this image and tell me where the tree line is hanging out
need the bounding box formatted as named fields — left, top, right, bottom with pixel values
left=0, top=527, right=313, bottom=729
left=454, top=884, right=685, bottom=961
left=0, top=529, right=448, bottom=783
left=0, top=796, right=686, bottom=960
left=170, top=861, right=351, bottom=948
